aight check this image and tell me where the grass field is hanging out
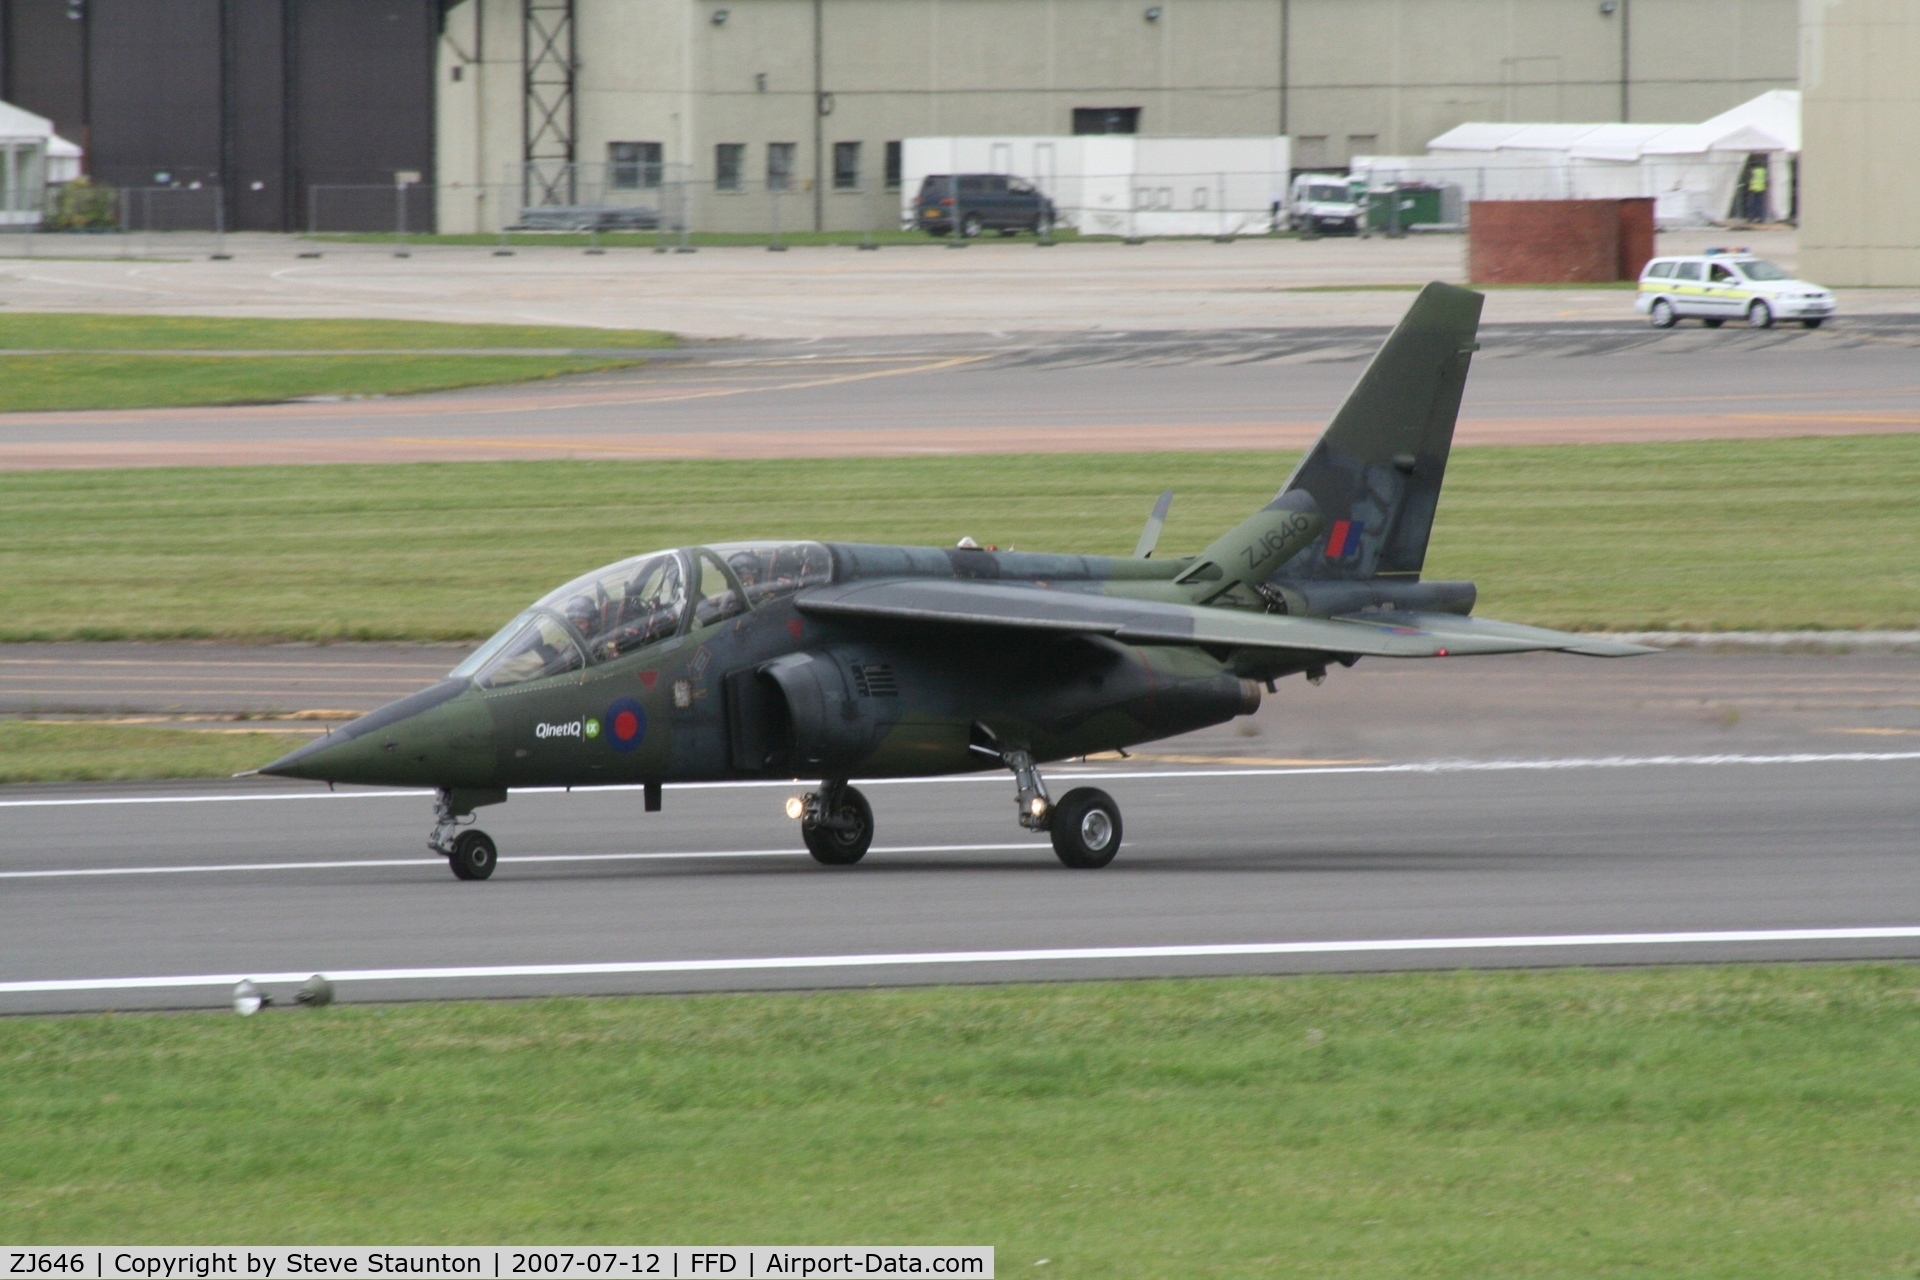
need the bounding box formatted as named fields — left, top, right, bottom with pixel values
left=0, top=315, right=673, bottom=412
left=0, top=434, right=1915, bottom=642
left=0, top=721, right=309, bottom=784
left=3, top=965, right=1918, bottom=1274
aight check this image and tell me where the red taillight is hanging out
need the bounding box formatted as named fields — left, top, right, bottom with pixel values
left=939, top=197, right=954, bottom=205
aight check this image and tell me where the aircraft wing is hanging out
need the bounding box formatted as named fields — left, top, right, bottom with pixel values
left=796, top=579, right=1650, bottom=658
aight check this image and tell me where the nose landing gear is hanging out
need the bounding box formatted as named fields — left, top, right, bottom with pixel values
left=430, top=787, right=500, bottom=881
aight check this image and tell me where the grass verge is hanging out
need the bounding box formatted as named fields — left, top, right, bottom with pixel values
left=0, top=315, right=676, bottom=351
left=3, top=965, right=1919, bottom=1274
left=0, top=315, right=673, bottom=412
left=0, top=354, right=648, bottom=413
left=1, top=435, right=1915, bottom=640
left=0, top=721, right=308, bottom=783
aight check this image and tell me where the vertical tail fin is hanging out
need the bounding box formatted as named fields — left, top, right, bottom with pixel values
left=1281, top=281, right=1483, bottom=581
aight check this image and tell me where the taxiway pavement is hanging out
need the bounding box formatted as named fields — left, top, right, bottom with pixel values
left=3, top=317, right=1917, bottom=469
left=4, top=651, right=1916, bottom=1014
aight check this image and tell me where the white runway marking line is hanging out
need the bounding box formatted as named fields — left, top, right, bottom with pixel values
left=3, top=750, right=1919, bottom=810
left=0, top=843, right=1039, bottom=880
left=7, top=926, right=1920, bottom=995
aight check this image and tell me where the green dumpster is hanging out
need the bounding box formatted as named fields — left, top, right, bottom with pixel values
left=1366, top=186, right=1445, bottom=231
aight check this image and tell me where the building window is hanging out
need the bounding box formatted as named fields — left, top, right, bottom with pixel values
left=884, top=141, right=902, bottom=191
left=1073, top=107, right=1139, bottom=135
left=609, top=141, right=662, bottom=190
left=715, top=143, right=745, bottom=191
left=767, top=142, right=796, bottom=191
left=833, top=141, right=861, bottom=190
left=1293, top=135, right=1329, bottom=169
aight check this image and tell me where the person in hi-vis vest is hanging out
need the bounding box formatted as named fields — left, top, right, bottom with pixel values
left=1745, top=162, right=1769, bottom=223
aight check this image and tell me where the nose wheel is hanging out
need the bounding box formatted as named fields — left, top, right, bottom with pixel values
left=430, top=788, right=500, bottom=881
left=447, top=829, right=498, bottom=880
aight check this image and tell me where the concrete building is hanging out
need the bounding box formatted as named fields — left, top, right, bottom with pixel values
left=0, top=0, right=441, bottom=232
left=437, top=0, right=1798, bottom=232
left=1799, top=0, right=1919, bottom=286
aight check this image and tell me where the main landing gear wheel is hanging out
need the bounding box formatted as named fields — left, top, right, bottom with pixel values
left=802, top=785, right=874, bottom=865
left=448, top=829, right=498, bottom=881
left=1049, top=787, right=1123, bottom=869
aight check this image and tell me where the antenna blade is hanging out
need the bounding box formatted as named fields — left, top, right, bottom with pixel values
left=1133, top=489, right=1174, bottom=558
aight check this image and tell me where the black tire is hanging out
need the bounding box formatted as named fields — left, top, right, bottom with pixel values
left=1649, top=298, right=1677, bottom=329
left=804, top=786, right=874, bottom=865
left=1050, top=787, right=1122, bottom=869
left=1802, top=318, right=1824, bottom=329
left=449, top=830, right=497, bottom=881
left=959, top=213, right=983, bottom=239
left=1748, top=299, right=1774, bottom=329
left=1703, top=317, right=1725, bottom=328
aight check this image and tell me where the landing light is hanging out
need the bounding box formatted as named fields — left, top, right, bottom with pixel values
left=1029, top=797, right=1049, bottom=818
left=785, top=796, right=807, bottom=821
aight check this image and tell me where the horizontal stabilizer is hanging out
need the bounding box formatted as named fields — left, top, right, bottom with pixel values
left=798, top=579, right=1644, bottom=660
left=1377, top=612, right=1661, bottom=657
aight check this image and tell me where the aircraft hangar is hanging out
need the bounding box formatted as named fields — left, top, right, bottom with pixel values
left=436, top=0, right=1798, bottom=232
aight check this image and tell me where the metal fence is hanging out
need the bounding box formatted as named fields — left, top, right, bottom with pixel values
left=0, top=183, right=241, bottom=257
left=0, top=155, right=1773, bottom=256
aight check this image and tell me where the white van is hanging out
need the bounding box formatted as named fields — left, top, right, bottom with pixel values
left=1288, top=173, right=1363, bottom=235
left=1636, top=252, right=1836, bottom=329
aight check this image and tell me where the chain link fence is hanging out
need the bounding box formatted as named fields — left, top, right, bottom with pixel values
left=0, top=155, right=1771, bottom=257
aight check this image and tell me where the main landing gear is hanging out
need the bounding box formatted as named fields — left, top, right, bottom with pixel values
left=789, top=781, right=876, bottom=865
left=430, top=788, right=498, bottom=881
left=983, top=733, right=1123, bottom=869
left=788, top=741, right=1124, bottom=870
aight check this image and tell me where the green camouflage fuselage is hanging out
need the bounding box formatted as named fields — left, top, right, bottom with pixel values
left=263, top=541, right=1297, bottom=792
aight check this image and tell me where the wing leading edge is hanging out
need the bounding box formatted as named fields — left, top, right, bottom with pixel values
left=795, top=579, right=1655, bottom=659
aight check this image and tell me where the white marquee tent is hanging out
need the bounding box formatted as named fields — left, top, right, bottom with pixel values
left=1355, top=91, right=1798, bottom=228
left=0, top=99, right=83, bottom=226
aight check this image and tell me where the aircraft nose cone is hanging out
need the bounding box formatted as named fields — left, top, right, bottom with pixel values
left=256, top=678, right=488, bottom=785
left=258, top=732, right=356, bottom=780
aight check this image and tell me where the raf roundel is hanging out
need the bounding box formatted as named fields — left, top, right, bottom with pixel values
left=605, top=697, right=647, bottom=753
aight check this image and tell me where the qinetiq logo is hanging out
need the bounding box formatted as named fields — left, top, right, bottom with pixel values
left=534, top=720, right=584, bottom=740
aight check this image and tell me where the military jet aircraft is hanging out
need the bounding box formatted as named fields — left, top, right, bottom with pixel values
left=260, top=282, right=1652, bottom=880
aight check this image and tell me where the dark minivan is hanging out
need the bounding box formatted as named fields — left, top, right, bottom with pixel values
left=915, top=174, right=1057, bottom=238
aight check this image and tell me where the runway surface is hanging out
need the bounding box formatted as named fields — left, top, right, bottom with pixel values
left=3, top=316, right=1917, bottom=469
left=4, top=651, right=1917, bottom=1014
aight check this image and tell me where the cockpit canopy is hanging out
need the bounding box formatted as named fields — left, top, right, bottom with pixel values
left=450, top=542, right=832, bottom=690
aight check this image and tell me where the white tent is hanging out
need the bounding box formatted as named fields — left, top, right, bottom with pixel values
left=0, top=99, right=83, bottom=226
left=1393, top=90, right=1800, bottom=227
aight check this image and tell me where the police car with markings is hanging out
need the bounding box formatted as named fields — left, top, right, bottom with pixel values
left=1636, top=250, right=1836, bottom=330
